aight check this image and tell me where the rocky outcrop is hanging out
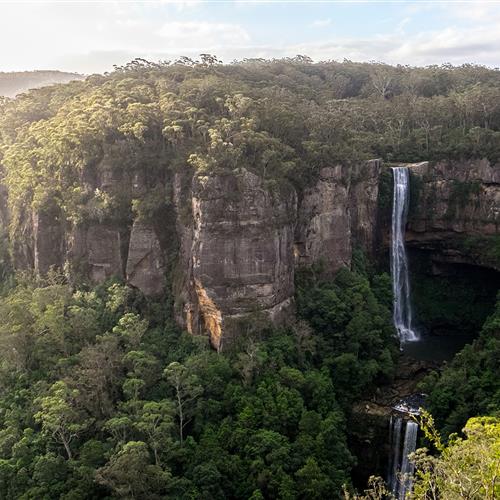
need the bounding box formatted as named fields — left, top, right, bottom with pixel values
left=295, top=165, right=352, bottom=273
left=349, top=356, right=439, bottom=488
left=69, top=225, right=123, bottom=283
left=2, top=155, right=497, bottom=348
left=406, top=159, right=500, bottom=269
left=126, top=221, right=165, bottom=296
left=295, top=159, right=382, bottom=273
left=350, top=159, right=383, bottom=253
left=174, top=169, right=297, bottom=350
left=33, top=204, right=64, bottom=274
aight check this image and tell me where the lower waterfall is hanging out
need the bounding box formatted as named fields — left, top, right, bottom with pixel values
left=388, top=416, right=419, bottom=499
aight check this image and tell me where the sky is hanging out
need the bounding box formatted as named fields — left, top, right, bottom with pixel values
left=1, top=0, right=500, bottom=74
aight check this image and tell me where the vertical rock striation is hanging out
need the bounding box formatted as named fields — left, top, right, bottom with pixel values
left=2, top=154, right=497, bottom=347
left=126, top=221, right=165, bottom=296
left=70, top=225, right=123, bottom=283
left=33, top=203, right=64, bottom=275
left=295, top=165, right=352, bottom=273
left=406, top=159, right=500, bottom=269
left=174, top=169, right=297, bottom=350
left=295, top=159, right=382, bottom=274
left=350, top=159, right=383, bottom=253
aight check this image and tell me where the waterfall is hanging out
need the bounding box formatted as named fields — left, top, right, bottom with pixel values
left=399, top=420, right=418, bottom=499
left=388, top=416, right=418, bottom=499
left=391, top=167, right=419, bottom=343
left=388, top=416, right=402, bottom=493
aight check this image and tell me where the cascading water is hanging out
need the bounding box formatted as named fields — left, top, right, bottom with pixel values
left=391, top=167, right=419, bottom=343
left=388, top=416, right=402, bottom=493
left=399, top=421, right=418, bottom=499
left=388, top=416, right=419, bottom=499
left=387, top=168, right=422, bottom=497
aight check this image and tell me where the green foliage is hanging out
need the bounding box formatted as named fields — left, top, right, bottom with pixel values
left=2, top=59, right=500, bottom=255
left=296, top=266, right=398, bottom=406
left=412, top=413, right=500, bottom=500
left=0, top=58, right=498, bottom=496
left=459, top=235, right=500, bottom=269
left=0, top=266, right=404, bottom=498
left=420, top=294, right=500, bottom=437
left=411, top=254, right=497, bottom=335
left=445, top=179, right=482, bottom=219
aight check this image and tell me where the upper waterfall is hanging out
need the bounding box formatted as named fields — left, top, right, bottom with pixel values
left=391, top=167, right=419, bottom=343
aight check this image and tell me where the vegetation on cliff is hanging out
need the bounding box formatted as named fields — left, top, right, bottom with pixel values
left=1, top=58, right=500, bottom=251
left=0, top=58, right=498, bottom=497
left=421, top=293, right=500, bottom=437
left=412, top=413, right=500, bottom=500
left=0, top=265, right=397, bottom=499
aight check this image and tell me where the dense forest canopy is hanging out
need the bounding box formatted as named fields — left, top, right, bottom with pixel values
left=0, top=58, right=498, bottom=498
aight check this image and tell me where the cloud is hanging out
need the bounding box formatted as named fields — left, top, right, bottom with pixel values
left=51, top=21, right=500, bottom=75
left=396, top=16, right=411, bottom=35
left=311, top=18, right=332, bottom=28
left=156, top=21, right=250, bottom=47
left=2, top=1, right=500, bottom=74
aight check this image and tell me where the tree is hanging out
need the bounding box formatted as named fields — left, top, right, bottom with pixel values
left=34, top=381, right=92, bottom=460
left=96, top=441, right=171, bottom=499
left=413, top=413, right=500, bottom=500
left=295, top=457, right=334, bottom=499
left=134, top=400, right=175, bottom=466
left=164, top=362, right=203, bottom=444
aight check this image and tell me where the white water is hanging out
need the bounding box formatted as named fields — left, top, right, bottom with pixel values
left=388, top=416, right=402, bottom=493
left=388, top=416, right=418, bottom=499
left=391, top=167, right=419, bottom=343
left=399, top=420, right=418, bottom=499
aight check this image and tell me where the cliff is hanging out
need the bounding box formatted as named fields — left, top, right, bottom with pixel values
left=173, top=169, right=297, bottom=350
left=406, top=159, right=500, bottom=270
left=1, top=158, right=498, bottom=349
left=295, top=159, right=382, bottom=273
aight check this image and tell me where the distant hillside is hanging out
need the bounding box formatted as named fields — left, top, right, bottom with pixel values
left=0, top=70, right=84, bottom=97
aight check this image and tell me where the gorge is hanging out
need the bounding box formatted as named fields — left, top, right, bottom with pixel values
left=0, top=60, right=498, bottom=498
left=4, top=158, right=497, bottom=350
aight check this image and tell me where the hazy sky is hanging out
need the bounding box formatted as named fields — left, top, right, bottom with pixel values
left=1, top=0, right=500, bottom=74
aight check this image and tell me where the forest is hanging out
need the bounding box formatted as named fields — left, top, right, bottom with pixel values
left=0, top=58, right=498, bottom=499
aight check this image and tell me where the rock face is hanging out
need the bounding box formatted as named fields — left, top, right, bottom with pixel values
left=126, top=221, right=165, bottom=296
left=349, top=355, right=439, bottom=489
left=2, top=156, right=498, bottom=348
left=406, top=159, right=500, bottom=269
left=33, top=205, right=64, bottom=275
left=296, top=165, right=352, bottom=273
left=350, top=159, right=383, bottom=253
left=174, top=169, right=297, bottom=350
left=295, top=159, right=382, bottom=273
left=70, top=225, right=123, bottom=282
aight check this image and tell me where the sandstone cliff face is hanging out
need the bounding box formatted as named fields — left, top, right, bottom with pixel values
left=174, top=169, right=297, bottom=350
left=406, top=159, right=500, bottom=269
left=295, top=165, right=352, bottom=273
left=69, top=225, right=123, bottom=283
left=33, top=205, right=64, bottom=275
left=350, top=159, right=383, bottom=253
left=3, top=155, right=498, bottom=348
left=126, top=221, right=165, bottom=296
left=295, top=159, right=382, bottom=273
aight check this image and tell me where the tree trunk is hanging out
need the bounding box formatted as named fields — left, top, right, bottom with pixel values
left=59, top=432, right=72, bottom=460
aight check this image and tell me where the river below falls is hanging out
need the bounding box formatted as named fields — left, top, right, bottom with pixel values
left=402, top=333, right=476, bottom=362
